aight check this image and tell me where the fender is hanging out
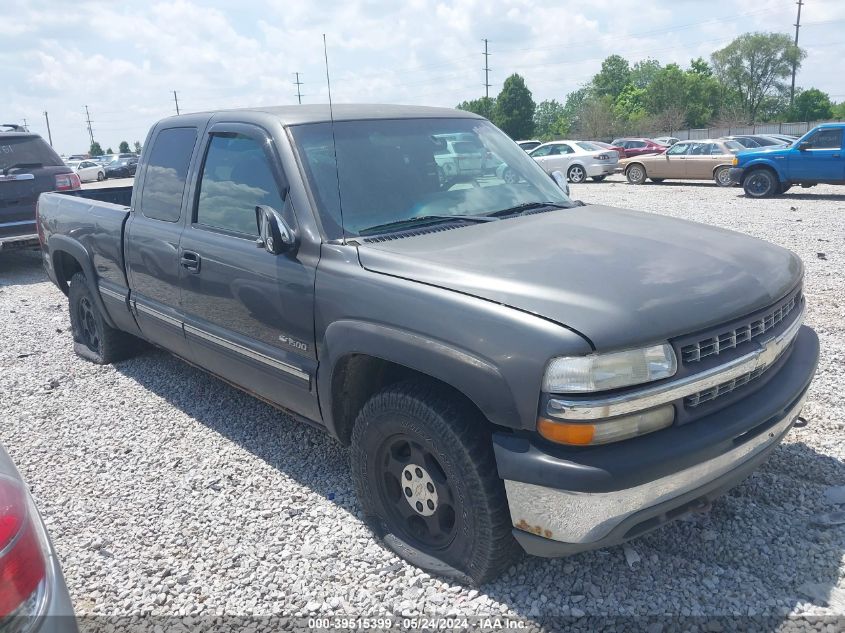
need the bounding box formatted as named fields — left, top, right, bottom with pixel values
left=48, top=234, right=117, bottom=329
left=741, top=156, right=788, bottom=181
left=317, top=319, right=521, bottom=437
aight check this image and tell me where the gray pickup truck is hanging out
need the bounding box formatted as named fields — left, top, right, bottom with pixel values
left=36, top=105, right=818, bottom=583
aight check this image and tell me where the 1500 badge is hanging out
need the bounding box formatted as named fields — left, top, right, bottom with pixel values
left=278, top=334, right=308, bottom=352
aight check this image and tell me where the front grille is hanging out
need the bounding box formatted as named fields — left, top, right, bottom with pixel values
left=681, top=292, right=800, bottom=364
left=685, top=366, right=767, bottom=408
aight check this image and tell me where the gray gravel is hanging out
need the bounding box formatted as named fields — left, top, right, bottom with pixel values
left=1, top=177, right=844, bottom=622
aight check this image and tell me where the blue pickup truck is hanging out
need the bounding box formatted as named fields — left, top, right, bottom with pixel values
left=729, top=122, right=845, bottom=197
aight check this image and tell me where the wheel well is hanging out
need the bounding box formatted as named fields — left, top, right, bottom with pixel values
left=625, top=162, right=645, bottom=175
left=329, top=354, right=489, bottom=445
left=743, top=164, right=778, bottom=182
left=52, top=250, right=84, bottom=295
left=712, top=164, right=730, bottom=176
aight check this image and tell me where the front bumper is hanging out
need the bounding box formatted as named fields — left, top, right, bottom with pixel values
left=728, top=166, right=744, bottom=184
left=494, top=325, right=818, bottom=556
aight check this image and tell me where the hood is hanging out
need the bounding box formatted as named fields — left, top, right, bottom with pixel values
left=737, top=145, right=790, bottom=163
left=357, top=206, right=803, bottom=351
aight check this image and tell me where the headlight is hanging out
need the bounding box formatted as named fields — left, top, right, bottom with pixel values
left=542, top=343, right=677, bottom=393
left=538, top=405, right=674, bottom=445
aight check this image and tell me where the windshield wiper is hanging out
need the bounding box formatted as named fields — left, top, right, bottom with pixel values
left=360, top=214, right=497, bottom=236
left=487, top=201, right=572, bottom=218
left=2, top=162, right=43, bottom=175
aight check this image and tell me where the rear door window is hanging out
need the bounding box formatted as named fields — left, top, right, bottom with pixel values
left=139, top=127, right=197, bottom=222
left=806, top=128, right=842, bottom=149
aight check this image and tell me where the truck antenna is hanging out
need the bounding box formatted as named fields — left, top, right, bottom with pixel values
left=323, top=33, right=346, bottom=244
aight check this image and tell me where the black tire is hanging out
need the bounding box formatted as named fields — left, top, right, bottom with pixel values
left=350, top=381, right=521, bottom=584
left=567, top=164, right=586, bottom=184
left=779, top=183, right=792, bottom=194
left=650, top=178, right=665, bottom=183
left=68, top=272, right=139, bottom=364
left=742, top=168, right=779, bottom=198
left=714, top=166, right=733, bottom=187
left=626, top=163, right=647, bottom=184
left=591, top=175, right=606, bottom=182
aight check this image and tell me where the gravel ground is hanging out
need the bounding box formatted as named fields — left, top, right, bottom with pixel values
left=1, top=177, right=844, bottom=625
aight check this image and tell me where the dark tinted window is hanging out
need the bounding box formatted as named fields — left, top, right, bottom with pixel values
left=0, top=135, right=63, bottom=170
left=139, top=127, right=197, bottom=222
left=628, top=141, right=646, bottom=148
left=807, top=128, right=842, bottom=149
left=195, top=134, right=283, bottom=236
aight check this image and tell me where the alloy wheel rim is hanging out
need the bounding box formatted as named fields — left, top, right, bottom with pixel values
left=570, top=166, right=584, bottom=182
left=377, top=435, right=458, bottom=549
left=78, top=297, right=100, bottom=351
left=747, top=173, right=770, bottom=196
left=630, top=166, right=643, bottom=182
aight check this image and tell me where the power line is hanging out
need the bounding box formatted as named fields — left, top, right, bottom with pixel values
left=294, top=72, right=303, bottom=104
left=84, top=106, right=94, bottom=145
left=173, top=90, right=181, bottom=115
left=790, top=0, right=804, bottom=110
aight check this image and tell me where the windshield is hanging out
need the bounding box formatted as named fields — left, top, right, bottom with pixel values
left=0, top=136, right=64, bottom=171
left=291, top=117, right=571, bottom=239
left=576, top=142, right=601, bottom=152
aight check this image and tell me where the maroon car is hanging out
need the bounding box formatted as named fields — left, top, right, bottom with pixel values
left=611, top=138, right=667, bottom=158
left=591, top=141, right=626, bottom=160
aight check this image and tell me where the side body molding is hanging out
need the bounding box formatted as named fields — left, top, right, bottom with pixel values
left=317, top=319, right=521, bottom=438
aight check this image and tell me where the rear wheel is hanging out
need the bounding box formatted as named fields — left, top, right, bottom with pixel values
left=567, top=164, right=586, bottom=184
left=69, top=272, right=140, bottom=364
left=626, top=163, right=647, bottom=184
left=743, top=168, right=779, bottom=198
left=350, top=381, right=520, bottom=584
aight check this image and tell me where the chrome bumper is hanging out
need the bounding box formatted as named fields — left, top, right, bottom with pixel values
left=504, top=390, right=806, bottom=544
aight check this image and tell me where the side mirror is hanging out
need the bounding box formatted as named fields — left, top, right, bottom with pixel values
left=255, top=204, right=297, bottom=255
left=798, top=141, right=811, bottom=151
left=551, top=170, right=570, bottom=196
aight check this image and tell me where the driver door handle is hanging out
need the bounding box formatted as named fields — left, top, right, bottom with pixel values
left=180, top=251, right=201, bottom=273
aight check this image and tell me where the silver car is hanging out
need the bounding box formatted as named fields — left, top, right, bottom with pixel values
left=0, top=446, right=76, bottom=632
left=529, top=140, right=619, bottom=183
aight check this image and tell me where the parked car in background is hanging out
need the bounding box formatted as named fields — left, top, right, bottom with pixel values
left=104, top=157, right=138, bottom=178
left=93, top=154, right=116, bottom=165
left=0, top=444, right=77, bottom=632
left=591, top=140, right=626, bottom=160
left=66, top=159, right=106, bottom=183
left=66, top=154, right=89, bottom=161
left=529, top=140, right=618, bottom=182
left=516, top=140, right=542, bottom=152
left=729, top=123, right=845, bottom=197
left=653, top=136, right=680, bottom=146
left=611, top=138, right=667, bottom=158
left=1, top=128, right=80, bottom=252
left=622, top=138, right=744, bottom=186
left=722, top=135, right=787, bottom=149
left=434, top=136, right=485, bottom=183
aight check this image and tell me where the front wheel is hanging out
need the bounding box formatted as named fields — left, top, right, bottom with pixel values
left=567, top=164, right=586, bottom=184
left=714, top=166, right=733, bottom=187
left=626, top=163, right=647, bottom=184
left=350, top=382, right=520, bottom=584
left=743, top=169, right=779, bottom=198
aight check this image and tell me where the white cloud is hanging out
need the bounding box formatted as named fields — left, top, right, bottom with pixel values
left=2, top=0, right=842, bottom=153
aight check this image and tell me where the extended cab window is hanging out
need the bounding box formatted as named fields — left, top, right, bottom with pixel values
left=806, top=129, right=842, bottom=149
left=139, top=127, right=197, bottom=222
left=195, top=134, right=283, bottom=236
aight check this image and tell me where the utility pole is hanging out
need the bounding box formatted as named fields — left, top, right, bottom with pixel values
left=294, top=72, right=303, bottom=104
left=43, top=111, right=53, bottom=146
left=789, top=0, right=804, bottom=111
left=22, top=118, right=28, bottom=131
left=173, top=91, right=181, bottom=115
left=84, top=105, right=94, bottom=146
left=482, top=39, right=491, bottom=118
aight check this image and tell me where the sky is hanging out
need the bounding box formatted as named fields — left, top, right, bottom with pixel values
left=2, top=0, right=843, bottom=155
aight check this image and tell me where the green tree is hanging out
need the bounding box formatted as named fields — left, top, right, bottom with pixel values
left=119, top=140, right=131, bottom=153
left=576, top=96, right=617, bottom=139
left=533, top=99, right=568, bottom=140
left=630, top=59, right=661, bottom=88
left=561, top=87, right=590, bottom=132
left=456, top=96, right=496, bottom=119
left=791, top=88, right=834, bottom=121
left=684, top=71, right=721, bottom=127
left=834, top=102, right=845, bottom=119
left=711, top=32, right=806, bottom=122
left=689, top=57, right=713, bottom=77
left=89, top=142, right=104, bottom=156
left=494, top=74, right=535, bottom=139
left=593, top=55, right=631, bottom=100
left=644, top=64, right=687, bottom=114
left=613, top=83, right=647, bottom=123
left=133, top=141, right=142, bottom=153
left=106, top=147, right=114, bottom=154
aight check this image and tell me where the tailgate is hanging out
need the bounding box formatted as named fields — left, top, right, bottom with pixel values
left=0, top=173, right=38, bottom=237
